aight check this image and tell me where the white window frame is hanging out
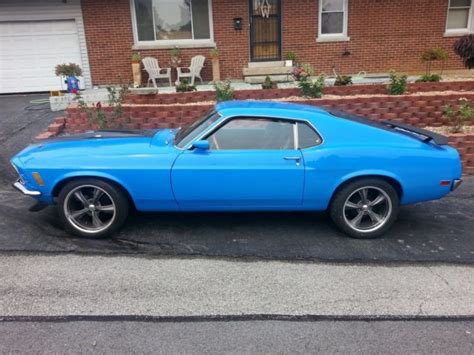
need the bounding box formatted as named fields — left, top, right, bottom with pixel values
left=130, top=0, right=215, bottom=49
left=317, top=0, right=350, bottom=42
left=445, top=0, right=474, bottom=36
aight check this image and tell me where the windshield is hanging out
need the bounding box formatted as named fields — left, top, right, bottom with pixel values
left=175, top=110, right=220, bottom=148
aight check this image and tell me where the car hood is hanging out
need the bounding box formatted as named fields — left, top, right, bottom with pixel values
left=13, top=129, right=177, bottom=166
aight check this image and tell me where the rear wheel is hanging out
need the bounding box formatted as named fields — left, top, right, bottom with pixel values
left=57, top=178, right=129, bottom=238
left=330, top=179, right=399, bottom=239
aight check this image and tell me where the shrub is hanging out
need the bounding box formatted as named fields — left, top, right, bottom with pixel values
left=443, top=98, right=474, bottom=133
left=214, top=80, right=234, bottom=101
left=75, top=83, right=130, bottom=129
left=298, top=75, right=325, bottom=98
left=453, top=34, right=474, bottom=69
left=107, top=83, right=130, bottom=119
left=416, top=74, right=442, bottom=82
left=55, top=63, right=82, bottom=77
left=334, top=75, right=353, bottom=86
left=387, top=71, right=408, bottom=95
left=262, top=76, right=276, bottom=89
left=175, top=79, right=197, bottom=93
left=292, top=63, right=313, bottom=81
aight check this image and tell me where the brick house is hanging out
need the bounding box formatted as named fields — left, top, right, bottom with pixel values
left=1, top=0, right=473, bottom=93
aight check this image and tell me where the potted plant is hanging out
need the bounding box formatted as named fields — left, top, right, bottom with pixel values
left=131, top=52, right=142, bottom=88
left=170, top=47, right=182, bottom=68
left=285, top=51, right=298, bottom=67
left=210, top=48, right=220, bottom=82
left=55, top=63, right=82, bottom=93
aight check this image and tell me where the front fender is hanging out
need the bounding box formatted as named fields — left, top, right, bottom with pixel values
left=48, top=171, right=135, bottom=203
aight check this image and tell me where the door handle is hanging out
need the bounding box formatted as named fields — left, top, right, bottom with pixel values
left=284, top=156, right=301, bottom=161
left=284, top=156, right=301, bottom=166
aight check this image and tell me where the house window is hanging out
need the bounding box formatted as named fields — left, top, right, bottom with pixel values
left=446, top=0, right=473, bottom=33
left=317, top=0, right=349, bottom=42
left=132, top=0, right=213, bottom=44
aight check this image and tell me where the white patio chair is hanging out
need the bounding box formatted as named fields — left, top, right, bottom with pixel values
left=177, top=55, right=205, bottom=86
left=142, top=57, right=172, bottom=87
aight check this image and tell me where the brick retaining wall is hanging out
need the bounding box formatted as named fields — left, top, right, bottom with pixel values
left=40, top=89, right=474, bottom=174
left=124, top=81, right=474, bottom=106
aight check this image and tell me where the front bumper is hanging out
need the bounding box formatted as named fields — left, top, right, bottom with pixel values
left=452, top=179, right=463, bottom=191
left=12, top=179, right=41, bottom=196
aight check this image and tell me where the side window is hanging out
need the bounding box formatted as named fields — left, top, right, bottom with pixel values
left=207, top=118, right=295, bottom=150
left=297, top=122, right=322, bottom=149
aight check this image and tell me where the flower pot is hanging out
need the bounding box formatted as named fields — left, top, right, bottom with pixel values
left=285, top=60, right=293, bottom=67
left=211, top=57, right=221, bottom=82
left=131, top=61, right=141, bottom=88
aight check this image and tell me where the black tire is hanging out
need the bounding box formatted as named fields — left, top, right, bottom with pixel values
left=329, top=178, right=400, bottom=239
left=57, top=178, right=129, bottom=238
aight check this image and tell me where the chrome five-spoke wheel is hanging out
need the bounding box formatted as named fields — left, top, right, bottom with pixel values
left=64, top=185, right=116, bottom=233
left=58, top=178, right=129, bottom=238
left=330, top=179, right=400, bottom=239
left=343, top=186, right=392, bottom=233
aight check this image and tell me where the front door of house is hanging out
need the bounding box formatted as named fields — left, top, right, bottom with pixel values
left=249, top=0, right=281, bottom=62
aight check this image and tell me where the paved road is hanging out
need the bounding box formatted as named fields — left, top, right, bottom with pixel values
left=1, top=320, right=472, bottom=354
left=0, top=177, right=473, bottom=263
left=1, top=255, right=473, bottom=317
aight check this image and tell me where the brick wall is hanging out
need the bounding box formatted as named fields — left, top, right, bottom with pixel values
left=81, top=0, right=467, bottom=85
left=282, top=0, right=466, bottom=75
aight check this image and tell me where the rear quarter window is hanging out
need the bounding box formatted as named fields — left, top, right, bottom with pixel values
left=298, top=122, right=322, bottom=149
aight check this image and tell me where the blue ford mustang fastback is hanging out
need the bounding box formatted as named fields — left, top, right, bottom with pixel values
left=11, top=101, right=462, bottom=239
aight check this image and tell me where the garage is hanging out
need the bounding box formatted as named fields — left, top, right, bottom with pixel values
left=0, top=0, right=91, bottom=94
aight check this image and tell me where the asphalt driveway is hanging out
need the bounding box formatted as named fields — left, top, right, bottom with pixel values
left=0, top=178, right=472, bottom=263
left=0, top=94, right=58, bottom=185
left=0, top=94, right=473, bottom=263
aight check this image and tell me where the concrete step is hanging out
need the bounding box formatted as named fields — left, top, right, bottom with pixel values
left=247, top=61, right=285, bottom=68
left=243, top=66, right=293, bottom=76
left=244, top=75, right=293, bottom=84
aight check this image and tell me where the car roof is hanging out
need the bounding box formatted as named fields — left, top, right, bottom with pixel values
left=215, top=100, right=330, bottom=120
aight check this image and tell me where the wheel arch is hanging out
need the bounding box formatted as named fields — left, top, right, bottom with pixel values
left=329, top=173, right=404, bottom=207
left=51, top=173, right=136, bottom=210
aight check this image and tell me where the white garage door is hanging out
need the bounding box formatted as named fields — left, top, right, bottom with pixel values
left=0, top=20, right=85, bottom=94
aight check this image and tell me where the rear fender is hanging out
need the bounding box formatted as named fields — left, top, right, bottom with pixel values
left=329, top=169, right=405, bottom=203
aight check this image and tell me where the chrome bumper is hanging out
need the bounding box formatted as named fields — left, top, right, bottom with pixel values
left=452, top=179, right=463, bottom=191
left=13, top=180, right=41, bottom=196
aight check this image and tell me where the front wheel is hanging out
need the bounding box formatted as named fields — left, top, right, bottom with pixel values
left=329, top=179, right=400, bottom=239
left=57, top=178, right=129, bottom=238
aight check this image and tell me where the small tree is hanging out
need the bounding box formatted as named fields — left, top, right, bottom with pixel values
left=453, top=34, right=474, bottom=69
left=421, top=48, right=448, bottom=76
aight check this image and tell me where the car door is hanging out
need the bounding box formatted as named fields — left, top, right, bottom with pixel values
left=171, top=117, right=305, bottom=210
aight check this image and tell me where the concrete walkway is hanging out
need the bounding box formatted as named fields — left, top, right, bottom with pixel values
left=1, top=255, right=472, bottom=317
